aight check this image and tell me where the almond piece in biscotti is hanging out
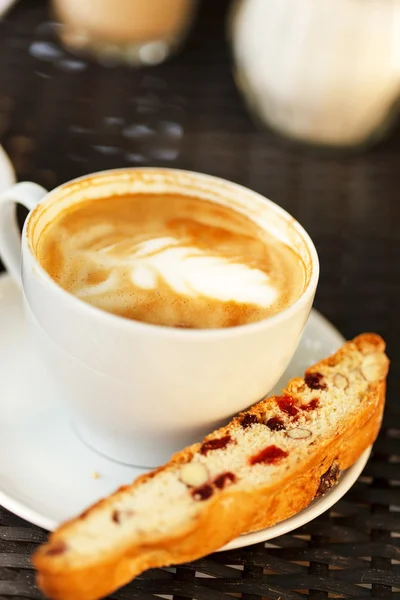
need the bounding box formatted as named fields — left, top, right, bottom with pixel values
left=286, top=428, right=312, bottom=440
left=361, top=353, right=388, bottom=382
left=179, top=462, right=209, bottom=488
left=112, top=510, right=134, bottom=525
left=333, top=373, right=349, bottom=390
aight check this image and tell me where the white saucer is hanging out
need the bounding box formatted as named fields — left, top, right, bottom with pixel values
left=0, top=274, right=371, bottom=551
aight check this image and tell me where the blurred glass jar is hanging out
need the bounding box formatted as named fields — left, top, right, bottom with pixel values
left=230, top=0, right=400, bottom=149
left=52, top=0, right=197, bottom=66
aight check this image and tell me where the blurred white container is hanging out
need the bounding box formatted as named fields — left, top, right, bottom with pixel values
left=52, top=0, right=197, bottom=66
left=230, top=0, right=400, bottom=148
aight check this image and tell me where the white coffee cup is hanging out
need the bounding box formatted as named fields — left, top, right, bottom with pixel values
left=0, top=168, right=319, bottom=467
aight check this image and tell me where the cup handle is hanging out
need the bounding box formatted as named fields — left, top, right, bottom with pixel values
left=0, top=182, right=48, bottom=286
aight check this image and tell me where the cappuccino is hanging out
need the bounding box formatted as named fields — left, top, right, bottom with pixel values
left=36, top=193, right=305, bottom=328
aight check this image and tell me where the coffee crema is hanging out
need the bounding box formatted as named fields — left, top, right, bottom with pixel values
left=36, top=193, right=306, bottom=328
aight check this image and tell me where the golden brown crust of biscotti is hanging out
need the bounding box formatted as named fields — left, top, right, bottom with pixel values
left=33, top=334, right=389, bottom=600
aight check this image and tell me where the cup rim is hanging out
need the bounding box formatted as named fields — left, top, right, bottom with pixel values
left=23, top=167, right=319, bottom=338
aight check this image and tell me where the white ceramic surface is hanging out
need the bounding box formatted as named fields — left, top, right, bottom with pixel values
left=0, top=273, right=370, bottom=550
left=0, top=0, right=16, bottom=19
left=0, top=168, right=319, bottom=467
left=0, top=145, right=15, bottom=190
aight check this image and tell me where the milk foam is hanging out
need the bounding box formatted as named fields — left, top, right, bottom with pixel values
left=79, top=237, right=278, bottom=307
left=36, top=193, right=306, bottom=328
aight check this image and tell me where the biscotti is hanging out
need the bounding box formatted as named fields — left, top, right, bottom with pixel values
left=33, top=333, right=389, bottom=600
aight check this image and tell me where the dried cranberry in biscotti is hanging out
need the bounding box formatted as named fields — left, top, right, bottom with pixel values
left=276, top=395, right=299, bottom=417
left=250, top=445, right=288, bottom=465
left=301, top=398, right=319, bottom=412
left=200, top=435, right=232, bottom=455
left=240, top=414, right=259, bottom=428
left=266, top=416, right=285, bottom=431
left=305, top=372, right=327, bottom=390
left=192, top=484, right=214, bottom=501
left=214, top=472, right=236, bottom=489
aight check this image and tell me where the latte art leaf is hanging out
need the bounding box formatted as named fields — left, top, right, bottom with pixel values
left=128, top=244, right=278, bottom=305
left=80, top=237, right=278, bottom=305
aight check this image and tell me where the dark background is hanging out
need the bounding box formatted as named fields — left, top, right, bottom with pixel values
left=0, top=1, right=399, bottom=598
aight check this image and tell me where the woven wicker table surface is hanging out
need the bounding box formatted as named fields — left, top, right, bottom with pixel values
left=0, top=1, right=399, bottom=599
